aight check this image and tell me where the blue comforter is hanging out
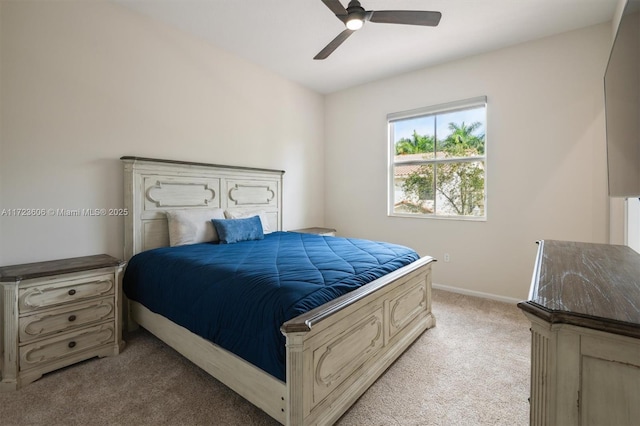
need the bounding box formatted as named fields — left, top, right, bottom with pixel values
left=123, top=231, right=420, bottom=381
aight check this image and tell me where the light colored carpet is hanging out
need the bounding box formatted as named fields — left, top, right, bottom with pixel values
left=0, top=289, right=531, bottom=425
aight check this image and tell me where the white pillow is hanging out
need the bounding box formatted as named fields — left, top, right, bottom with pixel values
left=166, top=208, right=225, bottom=246
left=224, top=209, right=272, bottom=233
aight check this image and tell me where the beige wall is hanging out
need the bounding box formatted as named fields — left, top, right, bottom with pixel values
left=325, top=23, right=611, bottom=300
left=0, top=1, right=615, bottom=301
left=0, top=1, right=325, bottom=265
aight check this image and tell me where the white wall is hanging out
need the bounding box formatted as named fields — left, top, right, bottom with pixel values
left=627, top=198, right=640, bottom=253
left=0, top=1, right=325, bottom=265
left=612, top=0, right=629, bottom=35
left=0, top=1, right=616, bottom=301
left=325, top=23, right=611, bottom=300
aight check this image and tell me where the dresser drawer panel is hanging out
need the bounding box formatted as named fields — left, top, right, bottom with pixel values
left=19, top=297, right=115, bottom=343
left=18, top=273, right=114, bottom=313
left=19, top=323, right=115, bottom=371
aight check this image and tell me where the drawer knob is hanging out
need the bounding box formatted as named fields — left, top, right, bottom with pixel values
left=68, top=341, right=76, bottom=349
left=68, top=289, right=76, bottom=296
left=68, top=315, right=77, bottom=322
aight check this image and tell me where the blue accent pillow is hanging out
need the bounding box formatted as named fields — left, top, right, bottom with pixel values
left=211, top=215, right=264, bottom=244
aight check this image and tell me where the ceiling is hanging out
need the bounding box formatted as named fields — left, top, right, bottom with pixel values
left=115, top=0, right=619, bottom=94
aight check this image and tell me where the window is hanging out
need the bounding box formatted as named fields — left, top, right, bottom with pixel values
left=388, top=96, right=487, bottom=219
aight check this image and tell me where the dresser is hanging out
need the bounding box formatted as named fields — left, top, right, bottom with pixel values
left=0, top=254, right=126, bottom=390
left=518, top=240, right=640, bottom=425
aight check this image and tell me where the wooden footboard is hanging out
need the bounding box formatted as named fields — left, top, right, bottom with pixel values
left=282, top=256, right=435, bottom=425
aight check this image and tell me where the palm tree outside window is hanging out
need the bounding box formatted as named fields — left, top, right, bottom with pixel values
left=388, top=97, right=487, bottom=219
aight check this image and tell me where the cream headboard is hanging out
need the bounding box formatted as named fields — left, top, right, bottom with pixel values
left=122, top=156, right=284, bottom=260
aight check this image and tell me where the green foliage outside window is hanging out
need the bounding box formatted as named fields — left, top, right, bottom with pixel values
left=395, top=121, right=485, bottom=217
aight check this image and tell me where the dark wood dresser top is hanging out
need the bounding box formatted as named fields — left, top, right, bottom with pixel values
left=0, top=254, right=124, bottom=283
left=517, top=240, right=640, bottom=339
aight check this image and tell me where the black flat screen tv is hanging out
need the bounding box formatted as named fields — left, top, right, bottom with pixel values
left=605, top=0, right=640, bottom=197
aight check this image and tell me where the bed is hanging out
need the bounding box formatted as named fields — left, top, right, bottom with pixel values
left=121, top=156, right=436, bottom=425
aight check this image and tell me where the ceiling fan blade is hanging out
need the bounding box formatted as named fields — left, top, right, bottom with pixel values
left=368, top=10, right=442, bottom=26
left=321, top=0, right=348, bottom=17
left=314, top=29, right=355, bottom=60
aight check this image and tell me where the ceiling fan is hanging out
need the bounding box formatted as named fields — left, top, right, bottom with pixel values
left=315, top=0, right=442, bottom=60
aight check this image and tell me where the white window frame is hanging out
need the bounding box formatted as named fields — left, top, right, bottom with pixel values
left=387, top=96, right=488, bottom=221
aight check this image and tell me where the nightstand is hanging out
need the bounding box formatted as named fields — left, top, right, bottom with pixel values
left=290, top=227, right=337, bottom=236
left=0, top=254, right=126, bottom=391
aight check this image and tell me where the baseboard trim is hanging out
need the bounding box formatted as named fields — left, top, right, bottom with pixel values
left=432, top=283, right=522, bottom=305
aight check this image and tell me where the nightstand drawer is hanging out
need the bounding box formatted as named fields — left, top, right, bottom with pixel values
left=19, top=297, right=115, bottom=343
left=19, top=323, right=115, bottom=371
left=1, top=254, right=125, bottom=390
left=18, top=273, right=114, bottom=313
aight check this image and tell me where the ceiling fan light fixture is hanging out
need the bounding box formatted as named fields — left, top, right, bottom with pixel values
left=345, top=16, right=364, bottom=30
left=315, top=0, right=442, bottom=59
